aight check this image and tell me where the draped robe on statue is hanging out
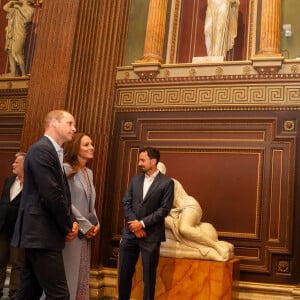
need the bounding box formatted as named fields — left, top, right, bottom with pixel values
left=204, top=0, right=240, bottom=57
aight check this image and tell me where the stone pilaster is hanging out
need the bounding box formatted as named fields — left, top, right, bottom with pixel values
left=256, top=0, right=281, bottom=57
left=136, top=0, right=168, bottom=63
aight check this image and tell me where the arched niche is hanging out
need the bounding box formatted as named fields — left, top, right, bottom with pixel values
left=166, top=0, right=258, bottom=63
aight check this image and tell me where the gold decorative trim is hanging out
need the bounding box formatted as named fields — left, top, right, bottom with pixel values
left=283, top=120, right=295, bottom=131
left=132, top=63, right=161, bottom=79
left=0, top=78, right=29, bottom=114
left=122, top=121, right=134, bottom=132
left=0, top=78, right=29, bottom=90
left=117, top=60, right=300, bottom=82
left=247, top=0, right=258, bottom=59
left=115, top=106, right=300, bottom=113
left=0, top=99, right=27, bottom=114
left=116, top=84, right=300, bottom=110
left=215, top=67, right=224, bottom=76
left=254, top=65, right=282, bottom=75
left=238, top=281, right=300, bottom=299
left=116, top=72, right=300, bottom=84
left=277, top=260, right=290, bottom=274
left=252, top=57, right=284, bottom=74
left=0, top=89, right=28, bottom=94
left=166, top=0, right=181, bottom=64
left=290, top=65, right=299, bottom=73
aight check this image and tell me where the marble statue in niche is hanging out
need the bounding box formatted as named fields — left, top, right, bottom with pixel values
left=2, top=0, right=34, bottom=77
left=158, top=162, right=234, bottom=261
left=204, top=0, right=240, bottom=58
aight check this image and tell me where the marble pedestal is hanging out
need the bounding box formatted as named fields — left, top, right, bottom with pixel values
left=131, top=256, right=240, bottom=300
left=192, top=56, right=224, bottom=63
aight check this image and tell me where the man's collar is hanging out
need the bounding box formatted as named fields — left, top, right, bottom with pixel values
left=44, top=134, right=63, bottom=151
left=145, top=169, right=159, bottom=179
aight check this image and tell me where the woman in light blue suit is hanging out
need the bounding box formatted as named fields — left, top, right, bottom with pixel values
left=63, top=132, right=100, bottom=300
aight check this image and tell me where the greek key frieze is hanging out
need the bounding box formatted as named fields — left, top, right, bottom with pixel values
left=0, top=99, right=27, bottom=113
left=117, top=85, right=300, bottom=109
left=286, top=87, right=300, bottom=103
left=165, top=89, right=181, bottom=104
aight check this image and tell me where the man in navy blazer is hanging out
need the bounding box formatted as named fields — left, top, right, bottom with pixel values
left=118, top=147, right=174, bottom=300
left=0, top=152, right=26, bottom=299
left=11, top=110, right=78, bottom=300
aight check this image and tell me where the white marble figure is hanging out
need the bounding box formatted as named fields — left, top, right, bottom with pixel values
left=2, top=0, right=34, bottom=77
left=158, top=162, right=234, bottom=261
left=204, top=0, right=240, bottom=57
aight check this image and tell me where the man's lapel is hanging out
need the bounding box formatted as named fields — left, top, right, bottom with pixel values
left=143, top=172, right=161, bottom=203
left=138, top=174, right=144, bottom=202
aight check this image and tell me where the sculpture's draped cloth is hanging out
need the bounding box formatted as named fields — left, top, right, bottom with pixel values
left=204, top=0, right=240, bottom=57
left=5, top=2, right=34, bottom=57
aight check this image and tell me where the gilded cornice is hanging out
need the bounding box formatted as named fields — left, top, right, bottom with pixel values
left=0, top=77, right=29, bottom=90
left=0, top=78, right=28, bottom=114
left=115, top=61, right=300, bottom=111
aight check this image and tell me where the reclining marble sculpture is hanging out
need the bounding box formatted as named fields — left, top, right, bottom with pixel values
left=158, top=162, right=234, bottom=261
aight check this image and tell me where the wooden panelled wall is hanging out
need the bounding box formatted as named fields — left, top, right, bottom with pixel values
left=0, top=0, right=130, bottom=269
left=0, top=113, right=24, bottom=193
left=20, top=0, right=130, bottom=268
left=102, top=79, right=300, bottom=284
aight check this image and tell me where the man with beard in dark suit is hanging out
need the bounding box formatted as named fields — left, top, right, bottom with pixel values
left=0, top=152, right=26, bottom=299
left=118, top=147, right=174, bottom=300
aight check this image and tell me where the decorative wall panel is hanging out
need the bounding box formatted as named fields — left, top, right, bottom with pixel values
left=0, top=79, right=27, bottom=193
left=0, top=115, right=24, bottom=196
left=103, top=110, right=300, bottom=284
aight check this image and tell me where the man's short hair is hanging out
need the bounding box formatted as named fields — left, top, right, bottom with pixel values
left=15, top=152, right=26, bottom=158
left=44, top=110, right=70, bottom=129
left=139, top=147, right=160, bottom=164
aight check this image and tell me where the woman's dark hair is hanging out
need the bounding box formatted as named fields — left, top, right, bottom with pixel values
left=63, top=132, right=90, bottom=178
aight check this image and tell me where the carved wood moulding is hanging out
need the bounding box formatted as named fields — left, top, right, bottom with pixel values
left=0, top=79, right=28, bottom=114
left=116, top=83, right=300, bottom=112
left=117, top=61, right=300, bottom=81
left=0, top=78, right=29, bottom=90
left=0, top=99, right=27, bottom=114
left=115, top=61, right=300, bottom=112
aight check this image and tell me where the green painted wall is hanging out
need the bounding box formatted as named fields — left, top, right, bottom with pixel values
left=124, top=0, right=149, bottom=65
left=124, top=1, right=300, bottom=62
left=281, top=0, right=300, bottom=59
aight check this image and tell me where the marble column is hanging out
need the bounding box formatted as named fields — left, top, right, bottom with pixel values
left=256, top=0, right=281, bottom=57
left=136, top=0, right=168, bottom=63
